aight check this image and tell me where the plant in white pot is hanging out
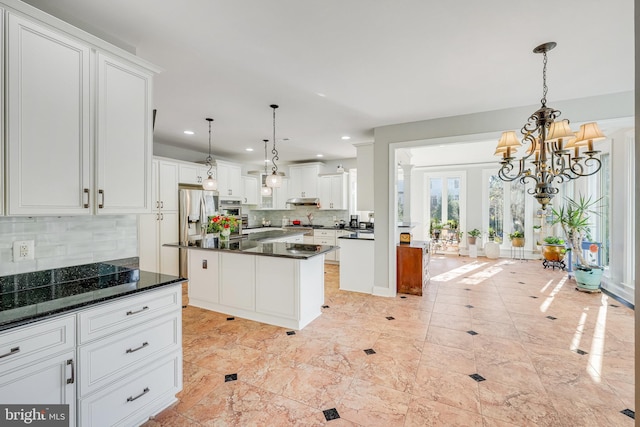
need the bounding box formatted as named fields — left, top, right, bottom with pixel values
left=550, top=195, right=603, bottom=291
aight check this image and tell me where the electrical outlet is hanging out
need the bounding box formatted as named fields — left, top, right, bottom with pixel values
left=13, top=240, right=34, bottom=262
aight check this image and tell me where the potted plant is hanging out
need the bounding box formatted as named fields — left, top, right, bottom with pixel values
left=467, top=228, right=481, bottom=245
left=431, top=218, right=443, bottom=239
left=551, top=195, right=603, bottom=291
left=509, top=230, right=525, bottom=247
left=487, top=227, right=496, bottom=241
left=541, top=236, right=566, bottom=262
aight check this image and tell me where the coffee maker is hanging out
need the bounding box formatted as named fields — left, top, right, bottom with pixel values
left=349, top=215, right=359, bottom=229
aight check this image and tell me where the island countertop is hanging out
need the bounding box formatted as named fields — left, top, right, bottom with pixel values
left=0, top=258, right=185, bottom=331
left=164, top=239, right=337, bottom=259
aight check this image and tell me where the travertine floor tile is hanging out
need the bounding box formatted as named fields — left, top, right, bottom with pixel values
left=145, top=257, right=634, bottom=427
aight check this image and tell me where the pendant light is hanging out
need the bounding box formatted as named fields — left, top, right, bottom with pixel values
left=266, top=104, right=283, bottom=188
left=202, top=117, right=218, bottom=191
left=260, top=139, right=272, bottom=196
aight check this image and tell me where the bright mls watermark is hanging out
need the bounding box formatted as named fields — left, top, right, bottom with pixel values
left=1, top=405, right=69, bottom=426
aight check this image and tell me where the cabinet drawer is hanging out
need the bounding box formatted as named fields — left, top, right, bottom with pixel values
left=0, top=315, right=75, bottom=372
left=78, top=313, right=181, bottom=397
left=78, top=285, right=181, bottom=343
left=79, top=352, right=182, bottom=427
left=314, top=238, right=335, bottom=246
left=314, top=229, right=336, bottom=238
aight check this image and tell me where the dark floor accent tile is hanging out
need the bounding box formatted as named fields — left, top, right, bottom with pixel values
left=400, top=296, right=407, bottom=299
left=518, top=281, right=525, bottom=284
left=467, top=330, right=478, bottom=336
left=610, top=304, right=620, bottom=308
left=465, top=304, right=474, bottom=308
left=286, top=331, right=296, bottom=336
left=224, top=373, right=238, bottom=382
left=386, top=316, right=395, bottom=320
left=322, top=305, right=330, bottom=308
left=621, top=409, right=635, bottom=419
left=469, top=373, right=486, bottom=382
left=464, top=288, right=471, bottom=291
left=529, top=296, right=539, bottom=299
left=363, top=348, right=376, bottom=355
left=546, top=315, right=557, bottom=320
left=511, top=272, right=516, bottom=274
left=575, top=349, right=588, bottom=355
left=227, top=317, right=235, bottom=321
left=323, top=408, right=340, bottom=421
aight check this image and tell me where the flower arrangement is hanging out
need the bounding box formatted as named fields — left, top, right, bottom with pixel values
left=207, top=215, right=239, bottom=234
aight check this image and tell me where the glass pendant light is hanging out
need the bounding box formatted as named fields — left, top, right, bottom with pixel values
left=266, top=104, right=283, bottom=188
left=202, top=117, right=218, bottom=191
left=260, top=139, right=272, bottom=196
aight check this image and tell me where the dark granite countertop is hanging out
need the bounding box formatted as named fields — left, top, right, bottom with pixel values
left=0, top=258, right=185, bottom=332
left=165, top=239, right=337, bottom=259
left=338, top=231, right=374, bottom=240
left=245, top=229, right=307, bottom=242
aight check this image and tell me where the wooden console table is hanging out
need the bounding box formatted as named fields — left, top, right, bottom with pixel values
left=396, top=241, right=430, bottom=295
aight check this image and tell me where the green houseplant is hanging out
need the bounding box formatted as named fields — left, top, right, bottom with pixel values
left=541, top=236, right=566, bottom=262
left=508, top=230, right=525, bottom=247
left=467, top=228, right=481, bottom=245
left=551, top=195, right=603, bottom=290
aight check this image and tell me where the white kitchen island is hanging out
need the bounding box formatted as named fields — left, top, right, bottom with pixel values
left=165, top=239, right=336, bottom=329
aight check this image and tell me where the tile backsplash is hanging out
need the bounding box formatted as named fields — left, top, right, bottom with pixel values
left=0, top=215, right=137, bottom=276
left=246, top=206, right=349, bottom=227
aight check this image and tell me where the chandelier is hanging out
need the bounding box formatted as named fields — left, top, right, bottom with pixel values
left=495, top=42, right=605, bottom=210
left=202, top=117, right=218, bottom=191
left=265, top=104, right=283, bottom=188
left=260, top=139, right=272, bottom=196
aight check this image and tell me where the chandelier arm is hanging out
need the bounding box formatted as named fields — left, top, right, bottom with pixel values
left=497, top=158, right=526, bottom=182
left=568, top=156, right=602, bottom=178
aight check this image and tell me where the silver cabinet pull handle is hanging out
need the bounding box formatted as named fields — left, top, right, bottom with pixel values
left=98, top=189, right=105, bottom=209
left=67, top=359, right=75, bottom=384
left=160, top=201, right=164, bottom=208
left=126, top=342, right=149, bottom=354
left=126, top=387, right=150, bottom=403
left=126, top=306, right=149, bottom=316
left=156, top=200, right=159, bottom=208
left=0, top=346, right=20, bottom=359
left=83, top=189, right=90, bottom=208
left=156, top=213, right=159, bottom=221
left=160, top=213, right=164, bottom=220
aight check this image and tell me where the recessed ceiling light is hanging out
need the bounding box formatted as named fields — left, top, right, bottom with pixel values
left=317, top=93, right=326, bottom=97
left=184, top=130, right=194, bottom=135
left=245, top=148, right=254, bottom=152
left=341, top=136, right=351, bottom=140
left=439, top=144, right=446, bottom=147
left=316, top=154, right=323, bottom=157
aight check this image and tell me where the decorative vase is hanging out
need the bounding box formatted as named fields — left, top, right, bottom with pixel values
left=484, top=241, right=500, bottom=259
left=221, top=229, right=231, bottom=239
left=541, top=244, right=565, bottom=262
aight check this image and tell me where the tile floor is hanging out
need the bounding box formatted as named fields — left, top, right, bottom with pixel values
left=145, top=255, right=635, bottom=426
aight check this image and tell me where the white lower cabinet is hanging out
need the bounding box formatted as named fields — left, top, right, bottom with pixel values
left=0, top=315, right=76, bottom=426
left=79, top=352, right=181, bottom=427
left=188, top=251, right=220, bottom=304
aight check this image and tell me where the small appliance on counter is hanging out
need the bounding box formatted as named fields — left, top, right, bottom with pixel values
left=349, top=215, right=359, bottom=229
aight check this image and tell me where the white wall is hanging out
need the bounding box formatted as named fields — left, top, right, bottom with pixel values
left=0, top=215, right=138, bottom=275
left=373, top=91, right=634, bottom=296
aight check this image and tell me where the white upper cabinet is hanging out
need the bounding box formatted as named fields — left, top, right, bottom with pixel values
left=288, top=163, right=323, bottom=199
left=179, top=163, right=212, bottom=185
left=4, top=8, right=158, bottom=216
left=242, top=176, right=258, bottom=205
left=157, top=160, right=179, bottom=212
left=95, top=53, right=153, bottom=214
left=6, top=13, right=91, bottom=215
left=318, top=173, right=348, bottom=210
left=217, top=161, right=242, bottom=200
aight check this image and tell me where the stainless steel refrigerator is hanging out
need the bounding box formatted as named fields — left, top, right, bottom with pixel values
left=178, top=185, right=219, bottom=277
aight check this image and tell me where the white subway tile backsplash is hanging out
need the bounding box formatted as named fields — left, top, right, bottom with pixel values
left=0, top=215, right=138, bottom=276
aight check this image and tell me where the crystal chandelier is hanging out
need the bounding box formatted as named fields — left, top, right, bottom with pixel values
left=265, top=104, right=283, bottom=188
left=202, top=117, right=218, bottom=191
left=495, top=42, right=605, bottom=210
left=260, top=139, right=272, bottom=196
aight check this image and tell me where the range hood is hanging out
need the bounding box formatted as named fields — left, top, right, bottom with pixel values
left=286, top=197, right=320, bottom=206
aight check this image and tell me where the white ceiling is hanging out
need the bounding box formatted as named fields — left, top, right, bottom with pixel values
left=22, top=0, right=634, bottom=167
